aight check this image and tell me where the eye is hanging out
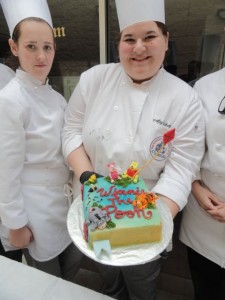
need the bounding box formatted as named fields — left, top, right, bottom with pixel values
left=27, top=44, right=36, bottom=50
left=144, top=34, right=156, bottom=41
left=44, top=44, right=53, bottom=52
left=123, top=38, right=136, bottom=44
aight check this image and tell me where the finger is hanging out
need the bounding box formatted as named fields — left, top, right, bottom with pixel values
left=209, top=196, right=221, bottom=206
left=207, top=210, right=225, bottom=222
left=207, top=209, right=219, bottom=217
left=212, top=216, right=225, bottom=222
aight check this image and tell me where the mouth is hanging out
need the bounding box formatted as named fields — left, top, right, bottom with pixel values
left=131, top=56, right=150, bottom=62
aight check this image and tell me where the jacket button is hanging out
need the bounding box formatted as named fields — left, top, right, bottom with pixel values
left=128, top=136, right=133, bottom=143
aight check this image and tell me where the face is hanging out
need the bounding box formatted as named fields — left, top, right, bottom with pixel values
left=119, top=21, right=169, bottom=83
left=9, top=20, right=55, bottom=84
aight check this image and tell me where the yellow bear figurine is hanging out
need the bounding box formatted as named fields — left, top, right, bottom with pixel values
left=122, top=161, right=139, bottom=183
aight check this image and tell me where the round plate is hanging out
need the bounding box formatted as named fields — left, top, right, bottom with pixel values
left=67, top=196, right=173, bottom=266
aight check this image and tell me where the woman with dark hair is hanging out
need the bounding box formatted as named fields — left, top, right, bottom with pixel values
left=62, top=0, right=205, bottom=298
left=0, top=0, right=83, bottom=280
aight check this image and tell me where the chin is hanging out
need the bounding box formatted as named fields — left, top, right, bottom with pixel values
left=131, top=75, right=153, bottom=84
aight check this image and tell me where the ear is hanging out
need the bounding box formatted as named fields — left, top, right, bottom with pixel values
left=165, top=32, right=169, bottom=51
left=8, top=38, right=18, bottom=57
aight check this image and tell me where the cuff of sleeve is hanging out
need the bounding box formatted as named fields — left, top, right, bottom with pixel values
left=62, top=137, right=82, bottom=161
left=152, top=179, right=189, bottom=211
left=195, top=171, right=202, bottom=181
left=0, top=202, right=28, bottom=229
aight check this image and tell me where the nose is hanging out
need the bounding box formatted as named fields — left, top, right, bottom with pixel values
left=133, top=39, right=146, bottom=53
left=37, top=49, right=46, bottom=61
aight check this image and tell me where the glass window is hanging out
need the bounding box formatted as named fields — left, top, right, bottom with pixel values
left=1, top=0, right=224, bottom=99
left=107, top=0, right=225, bottom=86
left=48, top=0, right=100, bottom=98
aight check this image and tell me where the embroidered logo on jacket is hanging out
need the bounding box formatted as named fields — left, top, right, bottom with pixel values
left=150, top=136, right=172, bottom=161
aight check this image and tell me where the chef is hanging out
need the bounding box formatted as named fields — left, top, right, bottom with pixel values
left=62, top=0, right=205, bottom=298
left=0, top=0, right=83, bottom=280
left=180, top=65, right=225, bottom=300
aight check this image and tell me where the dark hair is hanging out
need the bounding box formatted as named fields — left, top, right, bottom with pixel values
left=12, top=17, right=54, bottom=43
left=4, top=51, right=19, bottom=71
left=155, top=21, right=168, bottom=37
left=118, top=21, right=168, bottom=42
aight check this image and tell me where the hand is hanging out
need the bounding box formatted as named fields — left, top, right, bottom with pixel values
left=9, top=226, right=34, bottom=248
left=192, top=180, right=221, bottom=211
left=79, top=171, right=103, bottom=184
left=207, top=203, right=225, bottom=222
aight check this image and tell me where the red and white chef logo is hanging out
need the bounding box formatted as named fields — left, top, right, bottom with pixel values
left=149, top=136, right=172, bottom=161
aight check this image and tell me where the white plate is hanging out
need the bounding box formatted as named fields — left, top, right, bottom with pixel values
left=67, top=195, right=173, bottom=266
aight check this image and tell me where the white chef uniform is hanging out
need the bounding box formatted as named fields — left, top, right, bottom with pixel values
left=63, top=63, right=205, bottom=212
left=63, top=0, right=205, bottom=296
left=0, top=69, right=72, bottom=261
left=180, top=67, right=225, bottom=268
left=0, top=63, right=14, bottom=90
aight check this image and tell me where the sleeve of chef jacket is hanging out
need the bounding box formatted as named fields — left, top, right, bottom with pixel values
left=0, top=94, right=28, bottom=229
left=62, top=81, right=84, bottom=159
left=63, top=64, right=112, bottom=161
left=62, top=64, right=110, bottom=160
left=152, top=87, right=205, bottom=210
left=192, top=79, right=206, bottom=183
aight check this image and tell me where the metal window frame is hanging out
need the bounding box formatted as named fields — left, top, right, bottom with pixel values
left=99, top=0, right=107, bottom=64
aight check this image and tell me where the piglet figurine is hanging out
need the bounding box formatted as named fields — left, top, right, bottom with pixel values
left=107, top=162, right=121, bottom=183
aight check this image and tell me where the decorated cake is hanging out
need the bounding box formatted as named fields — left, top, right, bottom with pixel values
left=82, top=161, right=162, bottom=250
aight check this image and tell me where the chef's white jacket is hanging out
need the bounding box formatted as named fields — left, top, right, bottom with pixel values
left=0, top=63, right=14, bottom=90
left=180, top=67, right=225, bottom=267
left=0, top=69, right=72, bottom=261
left=63, top=63, right=205, bottom=211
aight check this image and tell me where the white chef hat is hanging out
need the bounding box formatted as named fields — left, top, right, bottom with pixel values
left=0, top=0, right=53, bottom=37
left=115, top=0, right=165, bottom=31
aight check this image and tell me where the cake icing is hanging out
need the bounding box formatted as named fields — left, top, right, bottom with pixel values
left=82, top=162, right=162, bottom=249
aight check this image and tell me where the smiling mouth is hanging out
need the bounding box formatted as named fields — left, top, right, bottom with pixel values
left=132, top=56, right=150, bottom=62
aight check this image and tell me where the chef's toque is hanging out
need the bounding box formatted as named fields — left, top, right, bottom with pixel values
left=0, top=0, right=53, bottom=37
left=115, top=0, right=165, bottom=31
